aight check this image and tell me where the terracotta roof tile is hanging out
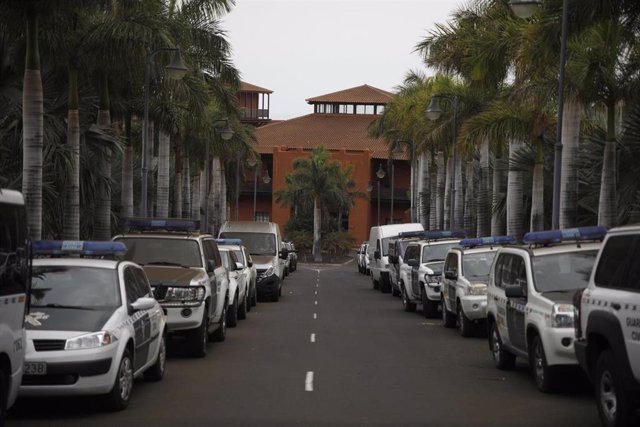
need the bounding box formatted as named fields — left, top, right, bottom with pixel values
left=305, top=84, right=394, bottom=104
left=240, top=81, right=273, bottom=94
left=255, top=113, right=403, bottom=160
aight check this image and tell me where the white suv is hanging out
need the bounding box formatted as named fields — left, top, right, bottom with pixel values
left=399, top=232, right=463, bottom=318
left=486, top=227, right=605, bottom=393
left=218, top=246, right=249, bottom=328
left=441, top=236, right=515, bottom=337
left=575, top=225, right=640, bottom=427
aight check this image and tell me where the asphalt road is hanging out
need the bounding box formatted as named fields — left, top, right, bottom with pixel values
left=9, top=262, right=601, bottom=427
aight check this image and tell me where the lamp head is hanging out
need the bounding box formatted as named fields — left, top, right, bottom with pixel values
left=220, top=121, right=234, bottom=141
left=366, top=181, right=373, bottom=192
left=165, top=49, right=189, bottom=80
left=376, top=164, right=386, bottom=179
left=393, top=143, right=404, bottom=154
left=425, top=96, right=443, bottom=121
left=262, top=169, right=271, bottom=184
left=247, top=156, right=258, bottom=167
left=508, top=0, right=541, bottom=19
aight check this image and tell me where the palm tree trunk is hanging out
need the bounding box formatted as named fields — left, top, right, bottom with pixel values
left=598, top=101, right=617, bottom=227
left=221, top=163, right=228, bottom=230
left=506, top=139, right=524, bottom=239
left=476, top=137, right=491, bottom=237
left=94, top=73, right=111, bottom=240
left=429, top=150, right=437, bottom=230
left=560, top=98, right=581, bottom=229
left=491, top=146, right=506, bottom=235
left=182, top=157, right=191, bottom=218
left=172, top=137, right=182, bottom=218
left=444, top=155, right=453, bottom=230
left=530, top=139, right=545, bottom=232
left=313, top=196, right=322, bottom=262
left=120, top=114, right=134, bottom=219
left=420, top=152, right=430, bottom=228
left=211, top=156, right=222, bottom=234
left=454, top=156, right=464, bottom=230
left=63, top=68, right=80, bottom=240
left=464, top=160, right=476, bottom=236
left=22, top=9, right=43, bottom=240
left=436, top=151, right=445, bottom=229
left=191, top=171, right=200, bottom=221
left=156, top=130, right=170, bottom=218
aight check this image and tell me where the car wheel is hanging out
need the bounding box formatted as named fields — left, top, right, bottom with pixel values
left=104, top=349, right=133, bottom=411
left=380, top=277, right=391, bottom=294
left=441, top=296, right=456, bottom=328
left=0, top=369, right=8, bottom=425
left=238, top=290, right=248, bottom=320
left=422, top=287, right=438, bottom=318
left=227, top=295, right=239, bottom=327
left=187, top=305, right=209, bottom=357
left=372, top=275, right=379, bottom=290
left=457, top=303, right=474, bottom=337
left=391, top=283, right=400, bottom=297
left=401, top=284, right=416, bottom=312
left=251, top=284, right=257, bottom=307
left=489, top=321, right=516, bottom=370
left=144, top=332, right=166, bottom=382
left=210, top=304, right=227, bottom=342
left=595, top=349, right=636, bottom=427
left=530, top=336, right=556, bottom=393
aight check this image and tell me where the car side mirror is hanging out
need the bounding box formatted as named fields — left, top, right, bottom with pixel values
left=407, top=259, right=419, bottom=268
left=235, top=262, right=244, bottom=271
left=247, top=260, right=253, bottom=268
left=207, top=260, right=216, bottom=273
left=131, top=297, right=156, bottom=312
left=388, top=254, right=398, bottom=264
left=279, top=250, right=289, bottom=260
left=444, top=270, right=458, bottom=280
left=374, top=250, right=381, bottom=260
left=505, top=284, right=525, bottom=299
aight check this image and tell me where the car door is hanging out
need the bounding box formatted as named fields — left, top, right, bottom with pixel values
left=202, top=239, right=224, bottom=319
left=404, top=245, right=420, bottom=297
left=505, top=255, right=527, bottom=352
left=491, top=253, right=510, bottom=345
left=443, top=252, right=459, bottom=312
left=132, top=266, right=161, bottom=364
left=123, top=266, right=152, bottom=371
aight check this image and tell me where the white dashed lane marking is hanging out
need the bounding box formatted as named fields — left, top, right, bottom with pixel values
left=310, top=333, right=316, bottom=342
left=305, top=371, right=314, bottom=391
left=313, top=313, right=317, bottom=319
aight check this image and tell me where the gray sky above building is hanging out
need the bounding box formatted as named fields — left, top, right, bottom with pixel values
left=222, top=0, right=461, bottom=119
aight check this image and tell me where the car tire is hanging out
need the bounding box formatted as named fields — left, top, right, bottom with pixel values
left=422, top=287, right=438, bottom=318
left=380, top=277, right=391, bottom=294
left=104, top=349, right=134, bottom=411
left=227, top=295, right=239, bottom=327
left=0, top=369, right=8, bottom=426
left=595, top=349, right=636, bottom=427
left=457, top=303, right=474, bottom=337
left=144, top=332, right=166, bottom=382
left=401, top=284, right=416, bottom=312
left=251, top=284, right=257, bottom=307
left=489, top=321, right=516, bottom=370
left=441, top=296, right=456, bottom=328
left=530, top=336, right=556, bottom=393
left=188, top=305, right=209, bottom=358
left=210, top=304, right=227, bottom=342
left=391, top=283, right=400, bottom=297
left=372, top=275, right=379, bottom=290
left=238, top=290, right=248, bottom=320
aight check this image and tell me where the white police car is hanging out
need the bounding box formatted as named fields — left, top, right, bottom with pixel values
left=486, top=227, right=605, bottom=393
left=441, top=236, right=515, bottom=337
left=575, top=225, right=640, bottom=427
left=20, top=241, right=166, bottom=411
left=217, top=244, right=249, bottom=328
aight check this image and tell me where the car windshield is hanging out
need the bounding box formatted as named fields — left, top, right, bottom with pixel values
left=219, top=232, right=276, bottom=256
left=31, top=266, right=120, bottom=308
left=381, top=237, right=392, bottom=256
left=462, top=251, right=497, bottom=282
left=422, top=242, right=457, bottom=263
left=219, top=250, right=231, bottom=269
left=233, top=250, right=245, bottom=264
left=531, top=250, right=598, bottom=293
left=116, top=237, right=202, bottom=268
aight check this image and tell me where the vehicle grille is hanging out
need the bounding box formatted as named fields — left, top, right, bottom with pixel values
left=22, top=374, right=78, bottom=386
left=257, top=269, right=267, bottom=276
left=153, top=286, right=168, bottom=301
left=33, top=339, right=66, bottom=352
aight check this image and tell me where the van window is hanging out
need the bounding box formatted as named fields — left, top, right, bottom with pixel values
left=220, top=232, right=276, bottom=256
left=0, top=201, right=29, bottom=296
left=594, top=235, right=640, bottom=291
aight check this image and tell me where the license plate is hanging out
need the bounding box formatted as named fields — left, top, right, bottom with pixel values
left=24, top=362, right=47, bottom=376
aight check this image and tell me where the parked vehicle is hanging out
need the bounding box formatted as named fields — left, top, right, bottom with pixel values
left=575, top=225, right=640, bottom=427
left=399, top=231, right=463, bottom=317
left=388, top=232, right=423, bottom=297
left=441, top=236, right=515, bottom=337
left=219, top=221, right=289, bottom=302
left=217, top=239, right=257, bottom=310
left=486, top=227, right=605, bottom=393
left=367, top=223, right=424, bottom=293
left=285, top=242, right=297, bottom=272
left=114, top=219, right=229, bottom=357
left=21, top=241, right=166, bottom=411
left=218, top=247, right=249, bottom=327
left=281, top=241, right=291, bottom=277
left=0, top=189, right=30, bottom=424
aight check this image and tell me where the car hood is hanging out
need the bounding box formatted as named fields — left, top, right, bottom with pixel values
left=144, top=266, right=205, bottom=287
left=540, top=290, right=578, bottom=305
left=25, top=307, right=114, bottom=332
left=251, top=255, right=278, bottom=269
left=421, top=261, right=444, bottom=275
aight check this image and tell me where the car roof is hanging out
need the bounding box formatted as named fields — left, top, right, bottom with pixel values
left=114, top=233, right=210, bottom=240
left=32, top=258, right=122, bottom=269
left=501, top=241, right=602, bottom=256
left=221, top=221, right=280, bottom=234
left=0, top=188, right=25, bottom=205
left=413, top=239, right=460, bottom=247
left=451, top=246, right=501, bottom=255
left=606, top=224, right=640, bottom=235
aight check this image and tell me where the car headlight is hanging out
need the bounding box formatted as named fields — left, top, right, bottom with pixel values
left=551, top=303, right=574, bottom=328
left=155, top=286, right=205, bottom=307
left=424, top=274, right=441, bottom=285
left=260, top=266, right=275, bottom=280
left=65, top=331, right=117, bottom=350
left=467, top=284, right=487, bottom=296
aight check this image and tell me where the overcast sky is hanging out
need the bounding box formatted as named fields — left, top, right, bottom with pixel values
left=222, top=0, right=462, bottom=119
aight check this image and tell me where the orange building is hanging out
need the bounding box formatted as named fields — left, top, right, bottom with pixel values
left=236, top=83, right=412, bottom=243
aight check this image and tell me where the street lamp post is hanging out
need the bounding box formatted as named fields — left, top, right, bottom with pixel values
left=426, top=95, right=459, bottom=230
left=235, top=151, right=241, bottom=221
left=509, top=0, right=563, bottom=229
left=141, top=48, right=189, bottom=218
left=202, top=120, right=234, bottom=233
left=247, top=156, right=259, bottom=221
left=376, top=164, right=386, bottom=226
left=393, top=140, right=417, bottom=223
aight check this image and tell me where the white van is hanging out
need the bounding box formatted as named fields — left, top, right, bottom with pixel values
left=367, top=223, right=424, bottom=293
left=0, top=189, right=30, bottom=421
left=219, top=221, right=288, bottom=302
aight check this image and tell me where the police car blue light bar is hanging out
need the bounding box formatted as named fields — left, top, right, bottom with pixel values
left=33, top=240, right=127, bottom=256
left=123, top=218, right=200, bottom=232
left=215, top=239, right=243, bottom=245
left=460, top=235, right=516, bottom=248
left=523, top=226, right=608, bottom=245
left=422, top=230, right=467, bottom=240
left=398, top=231, right=425, bottom=239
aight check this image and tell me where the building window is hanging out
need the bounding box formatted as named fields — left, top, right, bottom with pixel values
left=255, top=212, right=270, bottom=222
